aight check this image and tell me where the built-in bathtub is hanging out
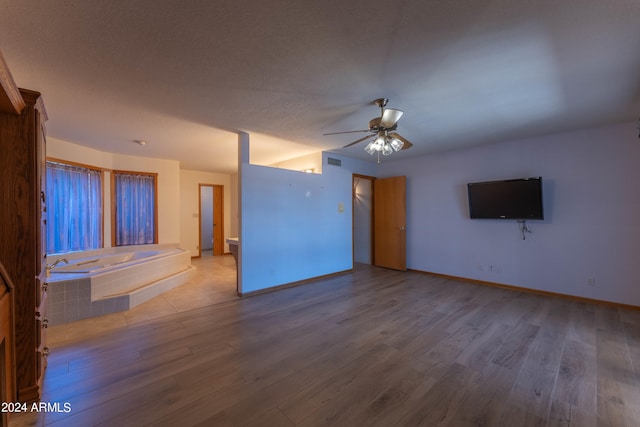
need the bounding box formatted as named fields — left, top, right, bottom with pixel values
left=50, top=250, right=165, bottom=273
left=46, top=244, right=195, bottom=325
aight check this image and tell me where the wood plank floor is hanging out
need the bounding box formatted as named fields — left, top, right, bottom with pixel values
left=9, top=259, right=640, bottom=426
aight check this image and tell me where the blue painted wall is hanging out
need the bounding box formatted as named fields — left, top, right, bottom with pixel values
left=240, top=158, right=355, bottom=293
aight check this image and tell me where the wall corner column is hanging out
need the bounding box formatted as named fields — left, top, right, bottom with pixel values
left=237, top=132, right=250, bottom=295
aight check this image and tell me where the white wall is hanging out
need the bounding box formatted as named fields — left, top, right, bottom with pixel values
left=179, top=169, right=232, bottom=255
left=270, top=151, right=323, bottom=174
left=47, top=137, right=181, bottom=246
left=240, top=161, right=353, bottom=294
left=238, top=146, right=377, bottom=294
left=324, top=151, right=378, bottom=177
left=377, top=121, right=640, bottom=306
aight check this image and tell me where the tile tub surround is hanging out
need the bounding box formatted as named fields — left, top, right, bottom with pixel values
left=46, top=245, right=194, bottom=325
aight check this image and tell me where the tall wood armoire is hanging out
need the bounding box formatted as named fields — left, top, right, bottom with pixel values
left=0, top=85, right=48, bottom=403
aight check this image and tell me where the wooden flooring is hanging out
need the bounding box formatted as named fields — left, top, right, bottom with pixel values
left=9, top=259, right=640, bottom=426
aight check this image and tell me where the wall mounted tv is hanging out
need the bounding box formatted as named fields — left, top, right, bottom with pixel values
left=467, top=177, right=544, bottom=220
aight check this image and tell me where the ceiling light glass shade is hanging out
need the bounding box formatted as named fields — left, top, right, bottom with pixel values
left=389, top=137, right=404, bottom=151
left=363, top=132, right=404, bottom=157
left=364, top=141, right=377, bottom=155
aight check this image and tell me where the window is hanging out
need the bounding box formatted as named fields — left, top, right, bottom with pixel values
left=112, top=170, right=158, bottom=246
left=46, top=160, right=103, bottom=253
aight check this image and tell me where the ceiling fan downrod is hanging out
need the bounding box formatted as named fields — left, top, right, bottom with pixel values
left=374, top=98, right=388, bottom=114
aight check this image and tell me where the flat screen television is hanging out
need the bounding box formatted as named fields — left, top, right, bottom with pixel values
left=467, top=177, right=544, bottom=220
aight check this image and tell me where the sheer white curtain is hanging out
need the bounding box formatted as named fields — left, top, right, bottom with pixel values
left=113, top=172, right=156, bottom=246
left=46, top=162, right=103, bottom=253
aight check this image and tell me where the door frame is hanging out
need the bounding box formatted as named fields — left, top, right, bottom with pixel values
left=198, top=183, right=224, bottom=257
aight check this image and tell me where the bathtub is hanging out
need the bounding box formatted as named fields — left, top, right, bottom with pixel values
left=51, top=250, right=166, bottom=273
left=46, top=244, right=194, bottom=325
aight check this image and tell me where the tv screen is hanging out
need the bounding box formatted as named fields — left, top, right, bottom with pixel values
left=467, top=177, right=544, bottom=220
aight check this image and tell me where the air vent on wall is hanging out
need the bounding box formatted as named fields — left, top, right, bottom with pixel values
left=327, top=157, right=342, bottom=167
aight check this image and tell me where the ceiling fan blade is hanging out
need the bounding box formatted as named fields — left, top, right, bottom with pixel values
left=323, top=129, right=370, bottom=136
left=380, top=108, right=403, bottom=128
left=389, top=132, right=413, bottom=150
left=343, top=134, right=375, bottom=148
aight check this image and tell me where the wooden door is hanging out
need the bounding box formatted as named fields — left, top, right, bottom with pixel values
left=373, top=176, right=406, bottom=271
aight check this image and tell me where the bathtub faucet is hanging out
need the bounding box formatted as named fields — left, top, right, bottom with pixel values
left=46, top=258, right=68, bottom=277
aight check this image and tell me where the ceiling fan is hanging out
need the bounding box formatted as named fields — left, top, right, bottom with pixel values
left=324, top=98, right=413, bottom=158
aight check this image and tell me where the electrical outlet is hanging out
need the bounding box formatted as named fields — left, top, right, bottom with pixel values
left=587, top=278, right=596, bottom=287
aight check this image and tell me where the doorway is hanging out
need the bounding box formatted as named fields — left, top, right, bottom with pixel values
left=353, top=174, right=375, bottom=265
left=352, top=174, right=407, bottom=270
left=198, top=184, right=224, bottom=257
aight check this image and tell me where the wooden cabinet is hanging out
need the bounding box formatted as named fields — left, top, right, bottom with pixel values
left=0, top=263, right=16, bottom=427
left=0, top=88, right=48, bottom=403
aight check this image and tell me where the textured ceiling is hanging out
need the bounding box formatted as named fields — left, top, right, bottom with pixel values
left=1, top=0, right=639, bottom=173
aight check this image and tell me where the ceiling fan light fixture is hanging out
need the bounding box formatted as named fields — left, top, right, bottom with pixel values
left=328, top=98, right=413, bottom=160
left=364, top=141, right=377, bottom=155
left=389, top=137, right=404, bottom=151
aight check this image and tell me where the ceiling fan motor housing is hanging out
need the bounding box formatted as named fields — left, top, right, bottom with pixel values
left=368, top=117, right=397, bottom=132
